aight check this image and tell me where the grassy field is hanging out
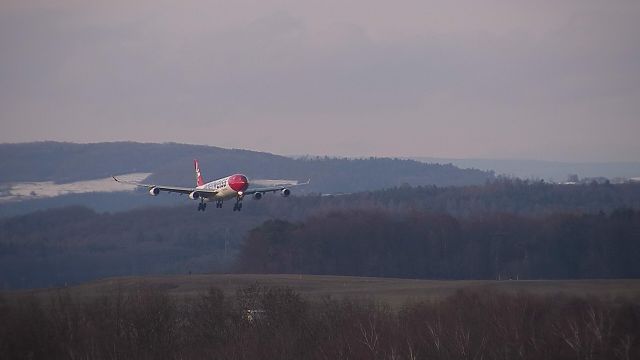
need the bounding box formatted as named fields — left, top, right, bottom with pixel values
left=4, top=274, right=640, bottom=308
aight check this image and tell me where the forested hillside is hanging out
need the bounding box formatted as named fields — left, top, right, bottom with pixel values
left=287, top=179, right=640, bottom=217
left=2, top=180, right=640, bottom=289
left=0, top=205, right=267, bottom=289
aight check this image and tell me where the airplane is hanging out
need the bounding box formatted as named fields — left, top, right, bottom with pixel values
left=113, top=159, right=309, bottom=212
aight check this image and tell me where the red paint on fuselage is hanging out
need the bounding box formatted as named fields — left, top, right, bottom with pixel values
left=228, top=174, right=249, bottom=192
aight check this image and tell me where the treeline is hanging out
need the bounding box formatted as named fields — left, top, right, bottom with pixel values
left=1, top=286, right=639, bottom=359
left=237, top=208, right=640, bottom=279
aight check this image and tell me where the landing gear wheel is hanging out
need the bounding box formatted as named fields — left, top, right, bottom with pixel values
left=197, top=202, right=207, bottom=211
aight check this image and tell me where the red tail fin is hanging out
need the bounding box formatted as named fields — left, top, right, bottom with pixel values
left=194, top=159, right=205, bottom=187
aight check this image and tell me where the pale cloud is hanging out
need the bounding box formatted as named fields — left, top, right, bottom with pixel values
left=1, top=0, right=639, bottom=161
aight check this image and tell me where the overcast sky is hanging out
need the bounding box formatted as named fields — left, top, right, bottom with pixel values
left=1, top=1, right=639, bottom=161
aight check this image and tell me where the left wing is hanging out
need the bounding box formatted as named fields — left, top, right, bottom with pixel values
left=112, top=176, right=218, bottom=196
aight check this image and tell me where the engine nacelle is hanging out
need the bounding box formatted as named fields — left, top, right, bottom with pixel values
left=149, top=187, right=160, bottom=196
left=281, top=188, right=291, bottom=197
left=253, top=192, right=263, bottom=200
left=189, top=191, right=200, bottom=200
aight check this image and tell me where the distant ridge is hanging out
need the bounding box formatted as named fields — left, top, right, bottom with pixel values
left=410, top=157, right=640, bottom=182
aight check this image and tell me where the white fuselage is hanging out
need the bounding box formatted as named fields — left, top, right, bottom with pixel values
left=197, top=175, right=248, bottom=201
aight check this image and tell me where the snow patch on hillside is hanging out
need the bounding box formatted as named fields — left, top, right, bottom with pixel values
left=0, top=173, right=152, bottom=203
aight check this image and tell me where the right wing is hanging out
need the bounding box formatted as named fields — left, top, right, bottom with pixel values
left=112, top=176, right=218, bottom=196
left=243, top=179, right=311, bottom=195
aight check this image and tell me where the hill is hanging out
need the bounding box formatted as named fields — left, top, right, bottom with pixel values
left=0, top=141, right=493, bottom=216
left=0, top=141, right=492, bottom=187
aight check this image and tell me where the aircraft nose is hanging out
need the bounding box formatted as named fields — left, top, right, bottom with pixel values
left=229, top=174, right=249, bottom=192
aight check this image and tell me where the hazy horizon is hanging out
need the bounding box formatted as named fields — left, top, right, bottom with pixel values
left=2, top=1, right=639, bottom=162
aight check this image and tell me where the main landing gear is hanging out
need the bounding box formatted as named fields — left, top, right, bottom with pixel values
left=233, top=196, right=243, bottom=212
left=197, top=198, right=241, bottom=212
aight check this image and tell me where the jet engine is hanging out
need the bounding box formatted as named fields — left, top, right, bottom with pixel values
left=281, top=188, right=291, bottom=197
left=149, top=187, right=160, bottom=196
left=189, top=191, right=200, bottom=200
left=253, top=192, right=263, bottom=200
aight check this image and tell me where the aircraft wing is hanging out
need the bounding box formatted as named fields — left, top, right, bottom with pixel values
left=112, top=176, right=218, bottom=196
left=243, top=179, right=310, bottom=195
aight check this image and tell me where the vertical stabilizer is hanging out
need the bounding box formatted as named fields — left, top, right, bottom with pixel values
left=194, top=159, right=205, bottom=187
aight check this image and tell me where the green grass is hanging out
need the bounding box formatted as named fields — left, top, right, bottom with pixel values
left=4, top=274, right=640, bottom=308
